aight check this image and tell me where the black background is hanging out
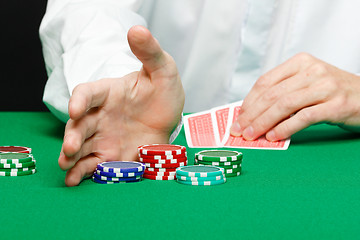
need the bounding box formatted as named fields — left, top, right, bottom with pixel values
left=1, top=0, right=48, bottom=111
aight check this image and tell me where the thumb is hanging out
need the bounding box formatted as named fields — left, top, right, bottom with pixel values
left=127, top=25, right=167, bottom=74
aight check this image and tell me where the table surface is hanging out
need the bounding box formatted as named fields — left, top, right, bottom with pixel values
left=1, top=112, right=360, bottom=240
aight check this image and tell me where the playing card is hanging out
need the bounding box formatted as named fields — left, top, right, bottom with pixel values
left=183, top=110, right=218, bottom=148
left=184, top=101, right=290, bottom=150
left=221, top=103, right=290, bottom=150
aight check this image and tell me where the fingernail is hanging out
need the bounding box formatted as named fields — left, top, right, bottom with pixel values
left=243, top=126, right=254, bottom=140
left=267, top=130, right=276, bottom=141
left=230, top=122, right=242, bottom=136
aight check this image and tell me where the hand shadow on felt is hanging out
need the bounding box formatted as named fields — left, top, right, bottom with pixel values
left=291, top=123, right=360, bottom=145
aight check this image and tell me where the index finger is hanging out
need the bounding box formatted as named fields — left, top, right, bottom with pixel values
left=68, top=79, right=111, bottom=120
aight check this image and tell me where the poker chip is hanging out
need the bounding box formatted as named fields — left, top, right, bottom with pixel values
left=214, top=164, right=241, bottom=170
left=138, top=144, right=188, bottom=180
left=142, top=174, right=176, bottom=180
left=175, top=164, right=227, bottom=186
left=195, top=158, right=242, bottom=166
left=139, top=157, right=187, bottom=164
left=195, top=150, right=242, bottom=162
left=0, top=168, right=36, bottom=177
left=96, top=170, right=143, bottom=178
left=144, top=161, right=187, bottom=169
left=97, top=161, right=145, bottom=173
left=223, top=167, right=242, bottom=174
left=177, top=175, right=224, bottom=182
left=194, top=150, right=243, bottom=178
left=93, top=161, right=145, bottom=184
left=0, top=150, right=37, bottom=177
left=0, top=153, right=34, bottom=164
left=92, top=176, right=141, bottom=184
left=0, top=166, right=35, bottom=172
left=176, top=166, right=224, bottom=178
left=225, top=171, right=241, bottom=177
left=143, top=170, right=176, bottom=176
left=0, top=146, right=32, bottom=154
left=93, top=172, right=141, bottom=182
left=138, top=144, right=186, bottom=156
left=196, top=162, right=241, bottom=170
left=139, top=152, right=187, bottom=160
left=177, top=178, right=226, bottom=186
left=145, top=167, right=177, bottom=172
left=0, top=159, right=36, bottom=169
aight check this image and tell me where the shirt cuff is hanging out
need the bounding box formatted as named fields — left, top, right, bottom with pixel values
left=169, top=113, right=184, bottom=144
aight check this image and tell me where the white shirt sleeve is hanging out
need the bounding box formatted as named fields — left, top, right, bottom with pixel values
left=39, top=0, right=145, bottom=122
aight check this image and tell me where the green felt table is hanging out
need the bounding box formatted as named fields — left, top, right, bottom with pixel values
left=1, top=112, right=360, bottom=240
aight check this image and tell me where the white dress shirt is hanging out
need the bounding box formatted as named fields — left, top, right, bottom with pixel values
left=40, top=0, right=360, bottom=122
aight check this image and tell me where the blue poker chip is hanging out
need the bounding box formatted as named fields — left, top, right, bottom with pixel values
left=92, top=176, right=141, bottom=184
left=96, top=170, right=144, bottom=178
left=93, top=172, right=142, bottom=182
left=97, top=161, right=145, bottom=173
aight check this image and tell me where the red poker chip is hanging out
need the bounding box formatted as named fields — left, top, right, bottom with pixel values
left=139, top=152, right=187, bottom=160
left=145, top=167, right=177, bottom=172
left=139, top=157, right=187, bottom=164
left=0, top=146, right=32, bottom=153
left=143, top=174, right=177, bottom=180
left=144, top=170, right=176, bottom=176
left=138, top=144, right=186, bottom=156
left=144, top=161, right=187, bottom=169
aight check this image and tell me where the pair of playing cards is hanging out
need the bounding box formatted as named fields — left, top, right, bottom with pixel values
left=183, top=101, right=290, bottom=150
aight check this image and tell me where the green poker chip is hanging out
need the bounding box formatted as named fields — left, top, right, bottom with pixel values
left=0, top=166, right=36, bottom=172
left=0, top=160, right=36, bottom=169
left=195, top=158, right=242, bottom=167
left=0, top=153, right=34, bottom=164
left=222, top=167, right=242, bottom=175
left=195, top=150, right=243, bottom=162
left=224, top=171, right=241, bottom=177
left=0, top=168, right=36, bottom=176
left=196, top=162, right=241, bottom=170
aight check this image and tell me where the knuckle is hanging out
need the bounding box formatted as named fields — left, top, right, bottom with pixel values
left=237, top=113, right=251, bottom=128
left=278, top=96, right=296, bottom=112
left=296, top=109, right=317, bottom=124
left=307, top=62, right=329, bottom=77
left=331, top=97, right=349, bottom=118
left=64, top=119, right=74, bottom=132
left=262, top=88, right=280, bottom=102
left=313, top=77, right=339, bottom=97
left=252, top=118, right=268, bottom=133
left=72, top=83, right=87, bottom=95
left=322, top=77, right=338, bottom=93
left=255, top=74, right=271, bottom=89
left=335, top=95, right=348, bottom=108
left=293, top=52, right=314, bottom=63
left=256, top=118, right=269, bottom=131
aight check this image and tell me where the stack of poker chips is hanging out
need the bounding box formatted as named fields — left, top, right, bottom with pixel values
left=0, top=146, right=36, bottom=176
left=194, top=150, right=242, bottom=177
left=138, top=144, right=187, bottom=180
left=92, top=161, right=145, bottom=184
left=176, top=165, right=226, bottom=186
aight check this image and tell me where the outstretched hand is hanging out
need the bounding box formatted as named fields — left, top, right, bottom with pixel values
left=230, top=53, right=360, bottom=141
left=59, top=26, right=185, bottom=186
